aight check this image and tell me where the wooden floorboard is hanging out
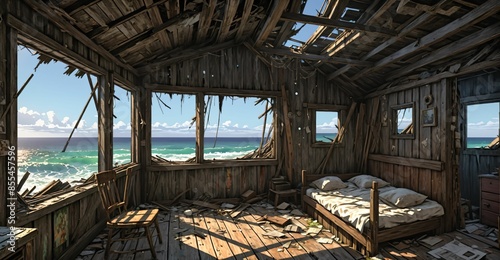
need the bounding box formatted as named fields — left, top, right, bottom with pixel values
left=77, top=203, right=500, bottom=260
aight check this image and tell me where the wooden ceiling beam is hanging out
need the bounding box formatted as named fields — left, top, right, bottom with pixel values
left=85, top=0, right=169, bottom=39
left=109, top=10, right=199, bottom=56
left=196, top=0, right=217, bottom=43
left=64, top=0, right=100, bottom=15
left=301, top=0, right=349, bottom=52
left=351, top=0, right=500, bottom=81
left=327, top=10, right=434, bottom=81
left=388, top=22, right=500, bottom=80
left=144, top=0, right=172, bottom=49
left=272, top=0, right=303, bottom=47
left=235, top=0, right=254, bottom=42
left=280, top=12, right=398, bottom=36
left=257, top=47, right=372, bottom=66
left=254, top=0, right=290, bottom=47
left=24, top=0, right=138, bottom=75
left=137, top=40, right=238, bottom=74
left=217, top=0, right=240, bottom=43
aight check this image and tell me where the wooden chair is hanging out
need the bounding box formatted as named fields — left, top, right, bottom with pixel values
left=96, top=167, right=163, bottom=259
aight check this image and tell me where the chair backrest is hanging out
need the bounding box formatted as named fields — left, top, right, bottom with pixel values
left=124, top=167, right=139, bottom=209
left=96, top=170, right=126, bottom=221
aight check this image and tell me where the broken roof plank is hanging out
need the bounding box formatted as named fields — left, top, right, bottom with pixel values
left=388, top=22, right=500, bottom=81
left=145, top=0, right=172, bottom=49
left=196, top=0, right=217, bottom=43
left=24, top=0, right=138, bottom=75
left=351, top=0, right=500, bottom=81
left=235, top=0, right=255, bottom=42
left=217, top=0, right=239, bottom=43
left=280, top=12, right=397, bottom=36
left=257, top=47, right=372, bottom=66
left=272, top=0, right=303, bottom=47
left=302, top=0, right=349, bottom=52
left=254, top=0, right=290, bottom=47
left=327, top=7, right=433, bottom=81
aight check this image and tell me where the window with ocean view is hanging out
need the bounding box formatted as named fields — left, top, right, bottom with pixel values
left=315, top=111, right=339, bottom=143
left=113, top=86, right=131, bottom=165
left=151, top=93, right=196, bottom=162
left=17, top=46, right=100, bottom=193
left=151, top=93, right=274, bottom=162
left=391, top=103, right=414, bottom=139
left=203, top=96, right=273, bottom=160
left=466, top=102, right=500, bottom=149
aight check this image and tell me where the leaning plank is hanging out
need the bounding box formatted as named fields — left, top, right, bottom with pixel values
left=254, top=0, right=290, bottom=47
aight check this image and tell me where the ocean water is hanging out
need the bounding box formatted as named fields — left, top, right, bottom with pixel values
left=17, top=137, right=265, bottom=192
left=16, top=136, right=496, bottom=192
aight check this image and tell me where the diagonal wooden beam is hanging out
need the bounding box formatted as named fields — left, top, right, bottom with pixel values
left=217, top=0, right=240, bottom=43
left=235, top=0, right=255, bottom=42
left=351, top=0, right=500, bottom=81
left=196, top=0, right=217, bottom=43
left=254, top=0, right=290, bottom=47
left=24, top=0, right=138, bottom=75
left=387, top=22, right=500, bottom=80
left=272, top=0, right=303, bottom=47
left=257, top=47, right=373, bottom=66
left=280, top=12, right=398, bottom=36
left=64, top=0, right=100, bottom=15
left=86, top=0, right=169, bottom=39
left=302, top=0, right=349, bottom=52
left=327, top=10, right=434, bottom=81
left=137, top=40, right=238, bottom=74
left=145, top=0, right=172, bottom=49
left=109, top=10, right=199, bottom=56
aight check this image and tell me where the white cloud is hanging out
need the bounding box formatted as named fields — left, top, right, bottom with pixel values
left=35, top=119, right=44, bottom=126
left=222, top=120, right=231, bottom=127
left=46, top=111, right=55, bottom=122
left=61, top=117, right=70, bottom=124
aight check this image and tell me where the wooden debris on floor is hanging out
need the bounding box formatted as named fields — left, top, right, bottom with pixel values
left=76, top=193, right=500, bottom=260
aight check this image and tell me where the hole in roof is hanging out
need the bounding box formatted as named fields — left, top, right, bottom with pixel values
left=283, top=0, right=328, bottom=47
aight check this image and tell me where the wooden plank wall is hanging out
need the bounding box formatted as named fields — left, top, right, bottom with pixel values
left=365, top=79, right=459, bottom=233
left=458, top=71, right=500, bottom=206
left=17, top=168, right=134, bottom=260
left=145, top=46, right=355, bottom=200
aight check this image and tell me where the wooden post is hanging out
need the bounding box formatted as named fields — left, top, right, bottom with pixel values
left=0, top=0, right=17, bottom=226
left=368, top=181, right=379, bottom=256
left=98, top=71, right=114, bottom=171
left=139, top=88, right=151, bottom=202
left=196, top=93, right=205, bottom=163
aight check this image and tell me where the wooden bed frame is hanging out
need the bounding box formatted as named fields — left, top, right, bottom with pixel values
left=301, top=170, right=443, bottom=256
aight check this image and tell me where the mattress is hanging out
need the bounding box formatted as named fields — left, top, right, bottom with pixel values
left=306, top=183, right=444, bottom=232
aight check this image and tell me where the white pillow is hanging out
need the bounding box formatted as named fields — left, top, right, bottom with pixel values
left=311, top=176, right=347, bottom=191
left=380, top=188, right=427, bottom=208
left=348, top=174, right=390, bottom=188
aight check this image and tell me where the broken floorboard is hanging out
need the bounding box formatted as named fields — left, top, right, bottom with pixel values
left=77, top=202, right=500, bottom=260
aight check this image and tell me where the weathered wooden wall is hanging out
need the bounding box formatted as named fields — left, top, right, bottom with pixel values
left=17, top=167, right=135, bottom=260
left=365, top=79, right=460, bottom=233
left=143, top=45, right=356, bottom=200
left=458, top=71, right=500, bottom=206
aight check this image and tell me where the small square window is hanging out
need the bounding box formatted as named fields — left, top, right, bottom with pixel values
left=391, top=103, right=414, bottom=139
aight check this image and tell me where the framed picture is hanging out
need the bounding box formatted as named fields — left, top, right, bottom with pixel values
left=422, top=107, right=437, bottom=127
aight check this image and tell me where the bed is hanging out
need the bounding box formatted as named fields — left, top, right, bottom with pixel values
left=301, top=170, right=444, bottom=256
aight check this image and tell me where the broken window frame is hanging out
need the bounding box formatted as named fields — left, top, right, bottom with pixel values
left=307, top=104, right=347, bottom=148
left=390, top=102, right=415, bottom=139
left=151, top=91, right=276, bottom=163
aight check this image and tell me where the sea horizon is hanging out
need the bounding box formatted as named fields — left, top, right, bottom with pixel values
left=16, top=136, right=496, bottom=193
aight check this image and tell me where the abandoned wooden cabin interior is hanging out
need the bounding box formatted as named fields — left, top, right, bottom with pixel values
left=1, top=0, right=500, bottom=259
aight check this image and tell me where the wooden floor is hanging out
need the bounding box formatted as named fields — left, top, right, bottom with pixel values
left=77, top=203, right=500, bottom=260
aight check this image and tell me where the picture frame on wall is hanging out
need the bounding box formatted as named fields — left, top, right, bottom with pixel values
left=422, top=107, right=437, bottom=127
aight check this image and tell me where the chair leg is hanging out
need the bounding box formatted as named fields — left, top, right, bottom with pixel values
left=105, top=228, right=113, bottom=259
left=155, top=217, right=163, bottom=244
left=145, top=226, right=157, bottom=259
